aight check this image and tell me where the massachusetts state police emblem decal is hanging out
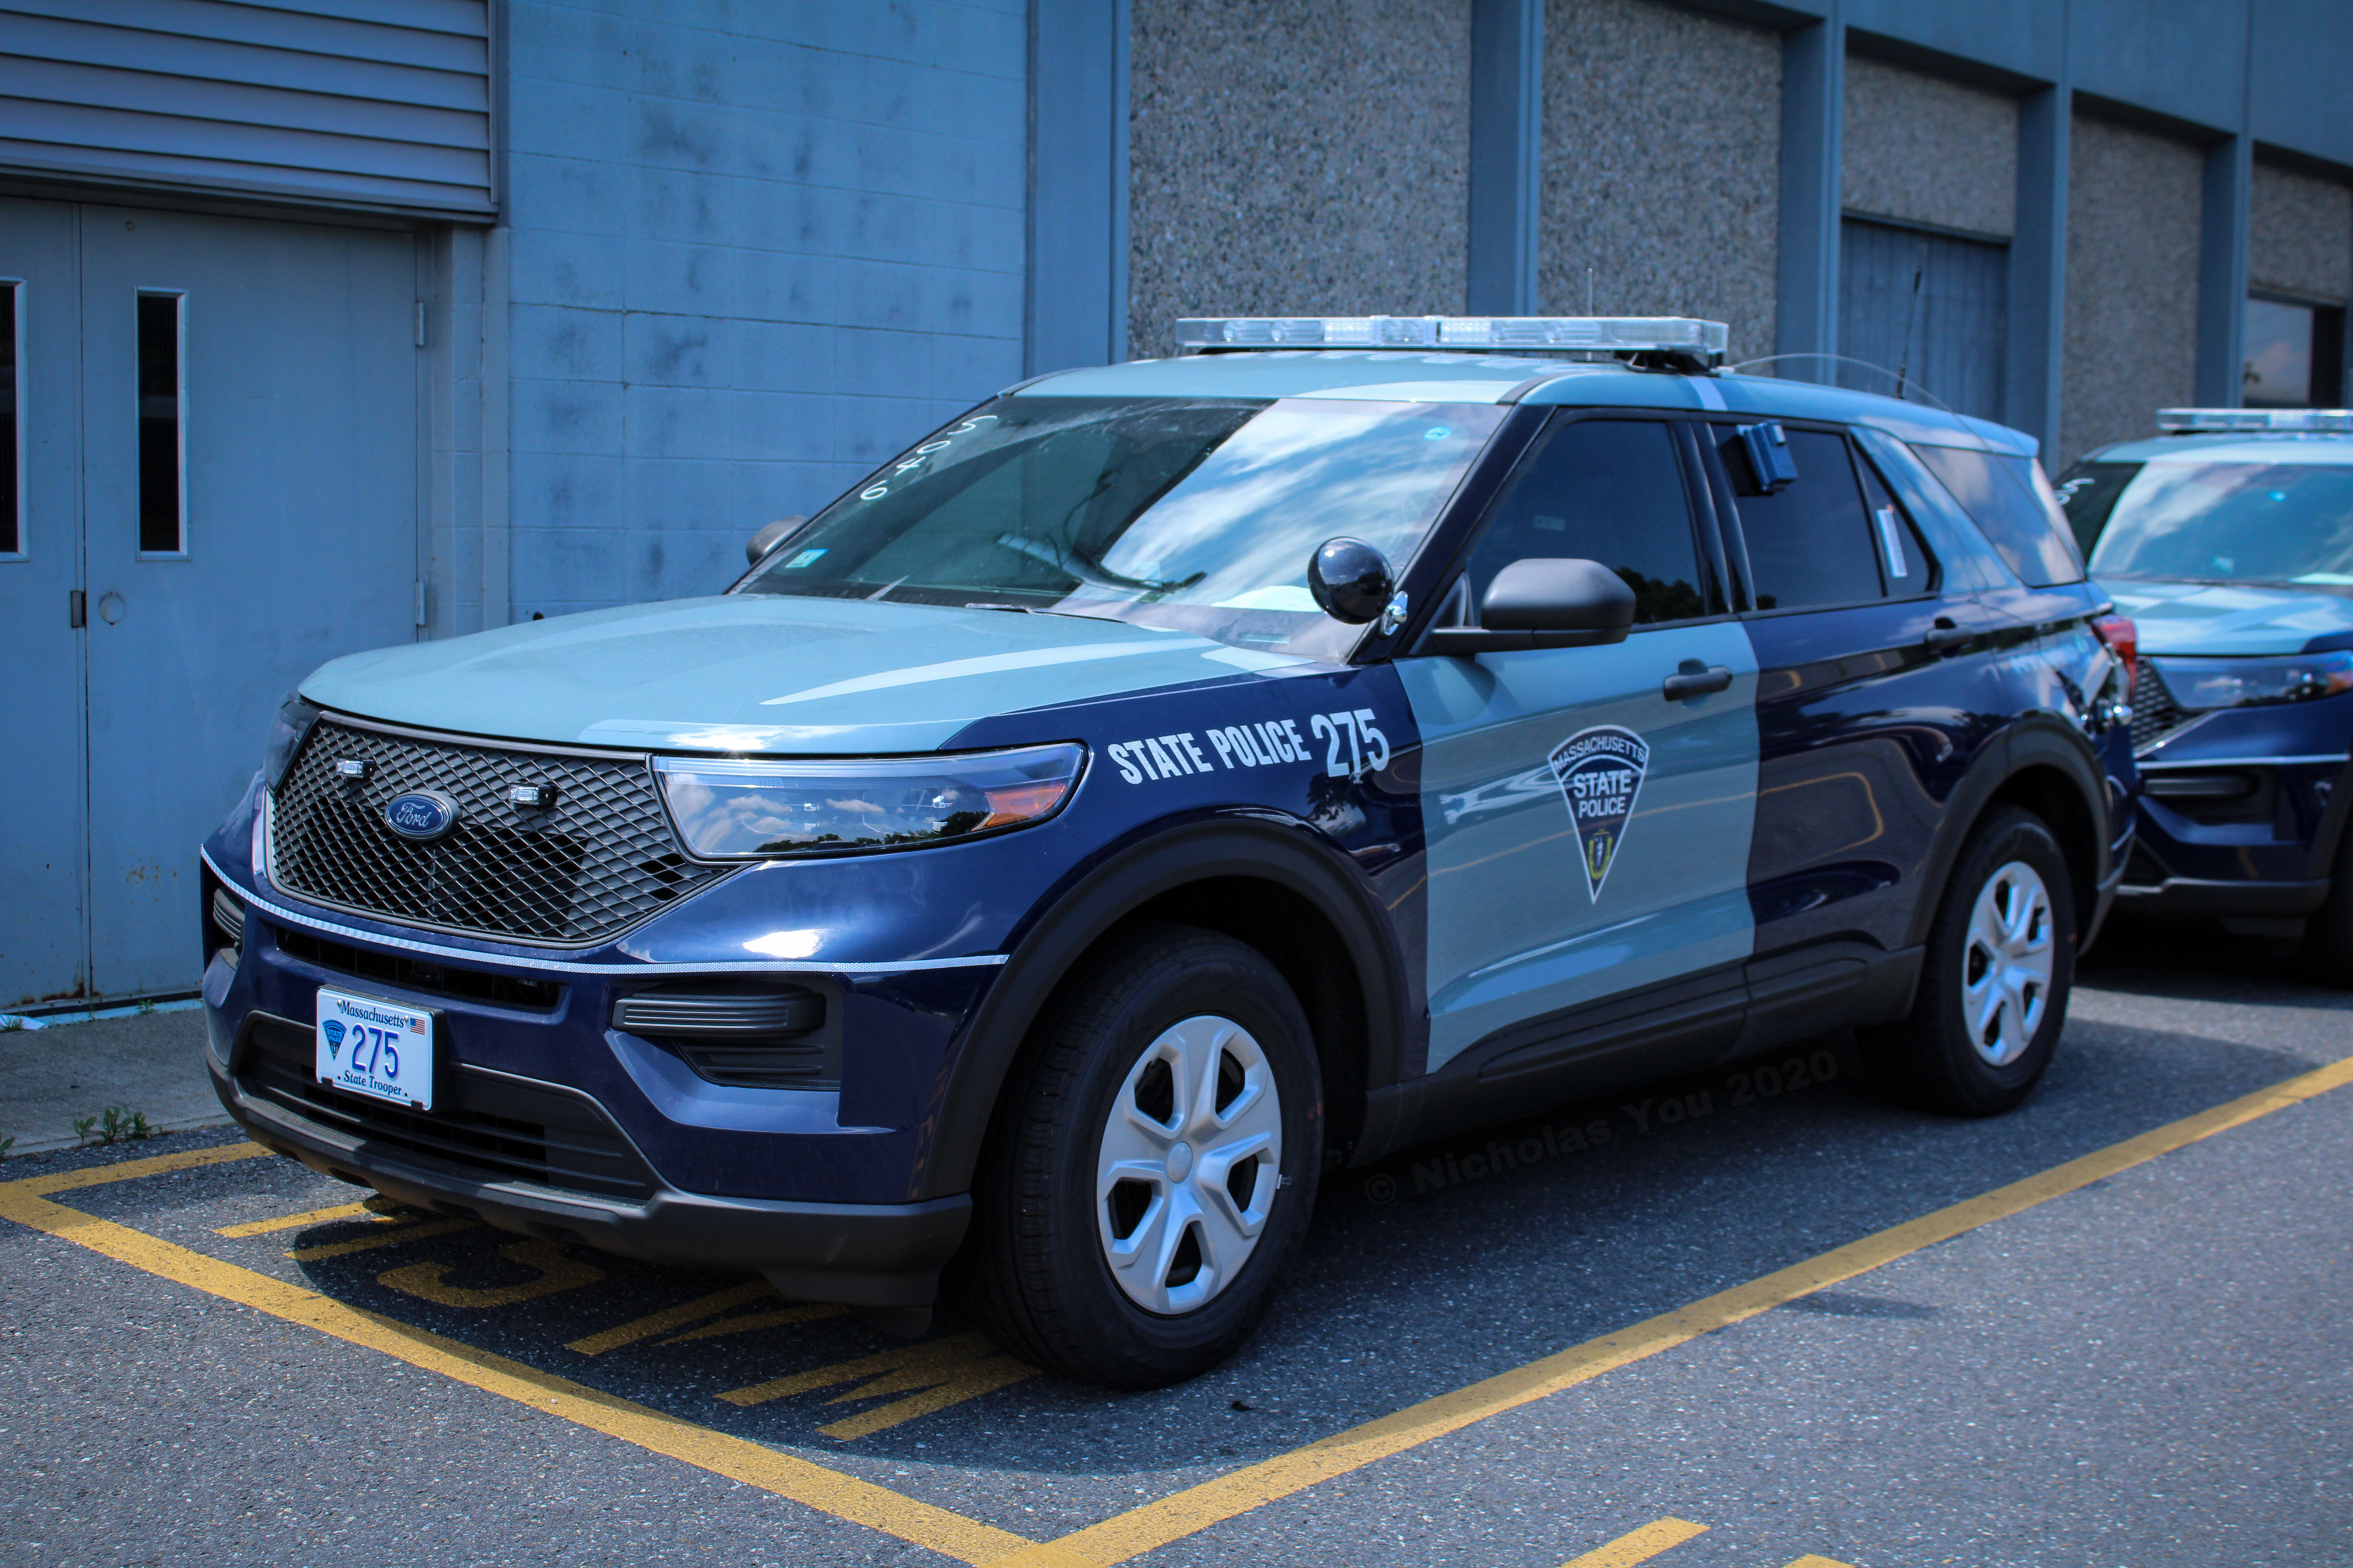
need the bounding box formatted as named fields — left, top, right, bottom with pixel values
left=1548, top=725, right=1650, bottom=900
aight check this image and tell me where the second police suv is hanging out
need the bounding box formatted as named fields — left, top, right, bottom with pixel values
left=200, top=315, right=2136, bottom=1387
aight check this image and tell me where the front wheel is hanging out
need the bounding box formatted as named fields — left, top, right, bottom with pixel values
left=957, top=922, right=1322, bottom=1387
left=1863, top=806, right=2076, bottom=1115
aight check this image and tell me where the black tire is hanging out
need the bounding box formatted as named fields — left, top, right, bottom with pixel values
left=2291, top=826, right=2353, bottom=986
left=954, top=921, right=1323, bottom=1388
left=1862, top=806, right=2076, bottom=1115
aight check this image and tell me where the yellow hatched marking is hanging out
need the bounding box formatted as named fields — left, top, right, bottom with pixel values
left=378, top=1239, right=607, bottom=1307
left=720, top=1330, right=1039, bottom=1440
left=285, top=1216, right=474, bottom=1261
left=664, top=1302, right=845, bottom=1345
left=0, top=1179, right=1036, bottom=1566
left=565, top=1279, right=777, bottom=1355
left=1561, top=1517, right=1708, bottom=1567
left=218, top=1193, right=409, bottom=1238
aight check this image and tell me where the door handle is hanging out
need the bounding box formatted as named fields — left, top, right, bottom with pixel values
left=1923, top=616, right=1972, bottom=651
left=1662, top=664, right=1734, bottom=700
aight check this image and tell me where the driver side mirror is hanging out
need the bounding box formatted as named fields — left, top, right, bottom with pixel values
left=747, top=515, right=809, bottom=565
left=1417, top=559, right=1635, bottom=653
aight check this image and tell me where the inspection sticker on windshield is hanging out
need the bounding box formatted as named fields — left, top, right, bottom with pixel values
left=1550, top=726, right=1649, bottom=901
left=315, top=987, right=435, bottom=1110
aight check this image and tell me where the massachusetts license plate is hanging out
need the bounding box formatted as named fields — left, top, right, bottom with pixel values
left=315, top=987, right=435, bottom=1110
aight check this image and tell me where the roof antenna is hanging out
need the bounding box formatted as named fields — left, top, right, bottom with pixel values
left=1586, top=267, right=1595, bottom=315
left=1895, top=242, right=1926, bottom=401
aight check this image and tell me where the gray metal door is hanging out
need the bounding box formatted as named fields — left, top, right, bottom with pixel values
left=0, top=198, right=88, bottom=1009
left=1838, top=218, right=2008, bottom=424
left=0, top=200, right=419, bottom=1005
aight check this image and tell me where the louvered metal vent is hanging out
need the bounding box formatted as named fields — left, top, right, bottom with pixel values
left=269, top=717, right=730, bottom=947
left=2129, top=665, right=2193, bottom=755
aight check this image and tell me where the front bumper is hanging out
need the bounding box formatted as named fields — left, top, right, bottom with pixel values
left=209, top=1010, right=970, bottom=1306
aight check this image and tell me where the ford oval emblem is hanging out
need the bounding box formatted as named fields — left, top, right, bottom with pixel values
left=384, top=789, right=460, bottom=843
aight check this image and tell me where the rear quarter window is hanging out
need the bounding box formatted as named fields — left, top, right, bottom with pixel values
left=1910, top=443, right=2087, bottom=588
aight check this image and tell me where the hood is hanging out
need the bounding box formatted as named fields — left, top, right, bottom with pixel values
left=301, top=596, right=1309, bottom=754
left=2099, top=578, right=2353, bottom=657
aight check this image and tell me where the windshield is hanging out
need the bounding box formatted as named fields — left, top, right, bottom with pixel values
left=2086, top=455, right=2353, bottom=588
left=736, top=395, right=1506, bottom=658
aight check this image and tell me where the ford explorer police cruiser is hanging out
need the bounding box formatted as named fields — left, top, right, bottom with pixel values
left=2061, top=407, right=2353, bottom=978
left=202, top=315, right=2135, bottom=1388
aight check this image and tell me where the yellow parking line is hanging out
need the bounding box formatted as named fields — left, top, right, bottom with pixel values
left=13, top=1052, right=2353, bottom=1568
left=1561, top=1517, right=1709, bottom=1567
left=565, top=1279, right=777, bottom=1355
left=1779, top=1557, right=1856, bottom=1567
left=0, top=1180, right=1038, bottom=1566
left=217, top=1200, right=377, bottom=1237
left=9, top=1140, right=275, bottom=1197
left=286, top=1216, right=474, bottom=1261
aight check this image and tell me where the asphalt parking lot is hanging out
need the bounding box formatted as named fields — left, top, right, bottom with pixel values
left=5, top=925, right=2348, bottom=1568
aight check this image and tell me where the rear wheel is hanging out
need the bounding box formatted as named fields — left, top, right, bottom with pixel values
left=1864, top=806, right=2075, bottom=1115
left=958, top=922, right=1322, bottom=1387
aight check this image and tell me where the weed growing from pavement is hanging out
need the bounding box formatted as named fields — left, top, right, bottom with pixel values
left=0, top=1015, right=22, bottom=1031
left=136, top=998, right=156, bottom=1017
left=0, top=1136, right=13, bottom=1160
left=75, top=1106, right=157, bottom=1148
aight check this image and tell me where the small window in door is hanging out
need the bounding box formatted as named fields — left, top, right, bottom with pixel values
left=1463, top=417, right=1707, bottom=624
left=137, top=290, right=185, bottom=557
left=1715, top=424, right=1884, bottom=610
left=1, top=280, right=19, bottom=557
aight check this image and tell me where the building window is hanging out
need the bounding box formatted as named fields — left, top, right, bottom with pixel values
left=1, top=280, right=18, bottom=557
left=2244, top=295, right=2347, bottom=409
left=137, top=289, right=185, bottom=556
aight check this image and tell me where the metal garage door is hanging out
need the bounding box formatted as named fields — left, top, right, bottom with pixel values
left=1838, top=217, right=2009, bottom=425
left=0, top=199, right=419, bottom=1007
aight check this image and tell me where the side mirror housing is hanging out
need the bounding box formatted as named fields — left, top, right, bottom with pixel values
left=1418, top=558, right=1635, bottom=653
left=1306, top=536, right=1395, bottom=624
left=747, top=515, right=809, bottom=565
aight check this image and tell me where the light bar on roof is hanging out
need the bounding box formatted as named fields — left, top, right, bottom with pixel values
left=2158, top=407, right=2353, bottom=433
left=1174, top=315, right=1729, bottom=360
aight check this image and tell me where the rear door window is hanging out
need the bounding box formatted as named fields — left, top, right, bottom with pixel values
left=1711, top=424, right=1885, bottom=611
left=1911, top=443, right=2087, bottom=587
left=1463, top=416, right=1709, bottom=624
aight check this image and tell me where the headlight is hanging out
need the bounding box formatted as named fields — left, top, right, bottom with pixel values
left=654, top=743, right=1086, bottom=859
left=2151, top=650, right=2353, bottom=710
left=264, top=693, right=322, bottom=792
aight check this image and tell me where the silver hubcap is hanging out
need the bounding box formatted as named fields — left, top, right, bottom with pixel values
left=1964, top=859, right=2055, bottom=1067
left=1096, top=1014, right=1283, bottom=1315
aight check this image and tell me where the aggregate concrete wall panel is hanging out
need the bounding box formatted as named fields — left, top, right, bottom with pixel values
left=1841, top=55, right=2016, bottom=239
left=1127, top=0, right=1471, bottom=362
left=1540, top=0, right=1779, bottom=368
left=2250, top=162, right=2352, bottom=305
left=2061, top=115, right=2202, bottom=469
left=499, top=0, right=1027, bottom=617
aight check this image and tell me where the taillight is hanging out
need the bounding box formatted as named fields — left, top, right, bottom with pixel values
left=2092, top=613, right=2138, bottom=702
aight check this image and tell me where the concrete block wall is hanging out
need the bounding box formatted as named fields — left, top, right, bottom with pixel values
left=1539, top=0, right=1779, bottom=368
left=2062, top=115, right=2203, bottom=466
left=495, top=0, right=1029, bottom=620
left=2250, top=162, right=2352, bottom=307
left=1125, top=0, right=1471, bottom=362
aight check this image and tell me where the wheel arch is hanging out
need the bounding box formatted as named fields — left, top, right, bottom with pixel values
left=913, top=815, right=1409, bottom=1200
left=1905, top=716, right=2113, bottom=951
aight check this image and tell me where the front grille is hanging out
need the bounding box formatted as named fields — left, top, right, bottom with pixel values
left=274, top=925, right=564, bottom=1011
left=269, top=717, right=730, bottom=946
left=238, top=1015, right=655, bottom=1200
left=2130, top=665, right=2193, bottom=754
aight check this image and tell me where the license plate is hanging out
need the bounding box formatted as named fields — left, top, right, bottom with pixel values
left=315, top=987, right=435, bottom=1110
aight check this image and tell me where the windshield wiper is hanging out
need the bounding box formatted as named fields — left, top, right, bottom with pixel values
left=996, top=532, right=1203, bottom=594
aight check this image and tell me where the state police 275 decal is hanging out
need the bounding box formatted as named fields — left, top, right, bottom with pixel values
left=1549, top=725, right=1649, bottom=900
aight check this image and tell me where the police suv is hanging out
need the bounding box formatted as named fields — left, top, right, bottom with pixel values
left=202, top=316, right=2134, bottom=1387
left=2061, top=407, right=2353, bottom=975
